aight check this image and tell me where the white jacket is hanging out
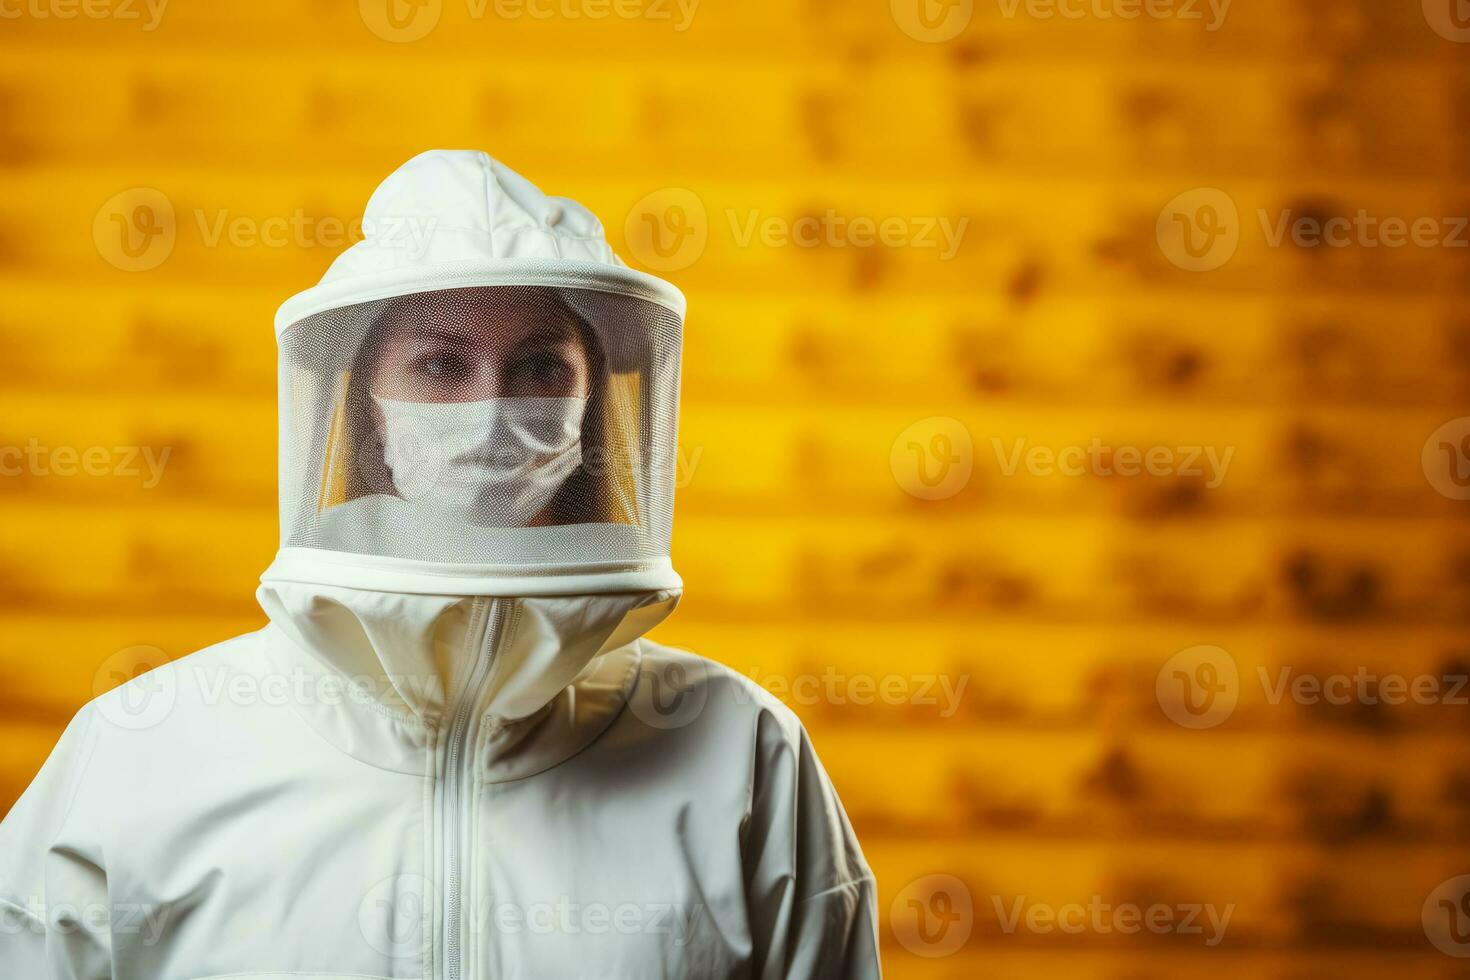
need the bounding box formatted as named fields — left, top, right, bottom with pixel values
left=0, top=152, right=879, bottom=980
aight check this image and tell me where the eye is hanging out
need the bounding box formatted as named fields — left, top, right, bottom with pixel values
left=411, top=350, right=470, bottom=382
left=508, top=349, right=573, bottom=392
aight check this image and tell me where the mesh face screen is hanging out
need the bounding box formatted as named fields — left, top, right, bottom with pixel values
left=277, top=285, right=683, bottom=567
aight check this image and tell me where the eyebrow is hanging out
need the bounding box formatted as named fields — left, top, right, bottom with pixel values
left=394, top=317, right=577, bottom=350
left=403, top=326, right=475, bottom=346
left=510, top=320, right=578, bottom=351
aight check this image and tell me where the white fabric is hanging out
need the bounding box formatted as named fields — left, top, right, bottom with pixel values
left=269, top=151, right=684, bottom=595
left=326, top=149, right=624, bottom=280
left=273, top=150, right=685, bottom=335
left=372, top=395, right=587, bottom=526
left=0, top=151, right=880, bottom=980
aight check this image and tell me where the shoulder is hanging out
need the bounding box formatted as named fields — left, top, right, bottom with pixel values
left=631, top=643, right=873, bottom=894
left=625, top=640, right=815, bottom=777
left=1, top=629, right=270, bottom=855
left=83, top=628, right=273, bottom=754
left=632, top=640, right=805, bottom=717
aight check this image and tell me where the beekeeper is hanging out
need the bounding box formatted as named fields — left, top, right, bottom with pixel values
left=0, top=150, right=879, bottom=980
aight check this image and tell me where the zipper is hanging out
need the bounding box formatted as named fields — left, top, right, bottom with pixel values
left=441, top=597, right=508, bottom=980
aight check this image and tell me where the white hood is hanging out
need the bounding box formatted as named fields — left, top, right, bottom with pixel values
left=278, top=148, right=682, bottom=333
left=260, top=150, right=688, bottom=756
left=263, top=149, right=686, bottom=597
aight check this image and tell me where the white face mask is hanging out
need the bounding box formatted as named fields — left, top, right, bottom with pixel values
left=371, top=395, right=587, bottom=527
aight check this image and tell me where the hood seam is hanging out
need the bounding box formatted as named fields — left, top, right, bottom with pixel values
left=263, top=621, right=434, bottom=732
left=479, top=151, right=497, bottom=259
left=477, top=637, right=645, bottom=786
left=253, top=630, right=433, bottom=776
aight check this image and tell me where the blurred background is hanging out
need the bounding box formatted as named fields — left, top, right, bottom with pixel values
left=3, top=0, right=1470, bottom=976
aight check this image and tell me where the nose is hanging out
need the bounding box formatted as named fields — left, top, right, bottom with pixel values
left=458, top=360, right=505, bottom=402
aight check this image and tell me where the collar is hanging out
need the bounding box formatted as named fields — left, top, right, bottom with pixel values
left=254, top=580, right=678, bottom=780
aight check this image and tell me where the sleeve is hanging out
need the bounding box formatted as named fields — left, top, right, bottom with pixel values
left=741, top=709, right=881, bottom=980
left=0, top=704, right=112, bottom=979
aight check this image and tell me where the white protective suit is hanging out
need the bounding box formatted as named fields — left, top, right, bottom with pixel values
left=0, top=151, right=880, bottom=980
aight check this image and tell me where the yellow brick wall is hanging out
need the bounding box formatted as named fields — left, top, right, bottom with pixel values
left=3, top=1, right=1470, bottom=976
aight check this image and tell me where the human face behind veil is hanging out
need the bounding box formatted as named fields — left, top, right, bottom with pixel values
left=346, top=288, right=608, bottom=527
left=365, top=291, right=594, bottom=404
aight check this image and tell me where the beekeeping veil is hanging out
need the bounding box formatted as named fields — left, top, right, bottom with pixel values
left=260, top=151, right=685, bottom=596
